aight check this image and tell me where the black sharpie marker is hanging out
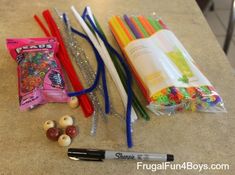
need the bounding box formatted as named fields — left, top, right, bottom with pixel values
left=68, top=148, right=174, bottom=162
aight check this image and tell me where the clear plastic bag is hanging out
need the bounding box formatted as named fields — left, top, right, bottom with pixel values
left=108, top=15, right=226, bottom=115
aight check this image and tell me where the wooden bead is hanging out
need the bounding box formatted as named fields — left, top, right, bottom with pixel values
left=59, top=115, right=73, bottom=128
left=65, top=125, right=78, bottom=138
left=68, top=96, right=79, bottom=109
left=43, top=120, right=55, bottom=131
left=58, top=134, right=71, bottom=147
left=46, top=128, right=61, bottom=141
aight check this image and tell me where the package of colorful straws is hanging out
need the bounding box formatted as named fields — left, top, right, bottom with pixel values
left=6, top=37, right=69, bottom=111
left=109, top=15, right=226, bottom=115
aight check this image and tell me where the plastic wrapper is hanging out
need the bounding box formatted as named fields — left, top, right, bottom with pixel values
left=108, top=15, right=226, bottom=115
left=6, top=37, right=69, bottom=111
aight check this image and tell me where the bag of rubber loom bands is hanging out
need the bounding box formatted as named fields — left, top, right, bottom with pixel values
left=6, top=37, right=69, bottom=111
left=109, top=15, right=226, bottom=115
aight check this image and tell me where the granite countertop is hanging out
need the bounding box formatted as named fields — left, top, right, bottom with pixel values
left=0, top=0, right=234, bottom=174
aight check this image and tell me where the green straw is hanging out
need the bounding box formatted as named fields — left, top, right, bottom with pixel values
left=132, top=16, right=149, bottom=37
left=93, top=15, right=150, bottom=121
left=154, top=19, right=164, bottom=30
left=147, top=16, right=162, bottom=31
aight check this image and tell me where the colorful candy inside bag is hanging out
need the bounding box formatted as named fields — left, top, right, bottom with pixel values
left=6, top=37, right=69, bottom=111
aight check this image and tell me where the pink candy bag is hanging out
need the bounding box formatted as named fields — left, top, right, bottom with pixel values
left=6, top=37, right=69, bottom=111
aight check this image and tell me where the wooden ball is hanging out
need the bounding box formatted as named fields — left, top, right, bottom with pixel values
left=46, top=128, right=61, bottom=141
left=58, top=134, right=71, bottom=147
left=65, top=125, right=78, bottom=138
left=59, top=115, right=73, bottom=128
left=43, top=120, right=55, bottom=131
left=68, top=96, right=79, bottom=109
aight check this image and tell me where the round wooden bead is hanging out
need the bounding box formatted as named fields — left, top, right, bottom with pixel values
left=46, top=128, right=61, bottom=141
left=59, top=115, right=73, bottom=128
left=43, top=120, right=55, bottom=131
left=65, top=125, right=78, bottom=138
left=58, top=134, right=71, bottom=147
left=68, top=96, right=79, bottom=109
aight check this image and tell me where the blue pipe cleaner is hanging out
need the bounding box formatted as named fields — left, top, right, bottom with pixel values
left=85, top=14, right=133, bottom=148
left=81, top=7, right=88, bottom=19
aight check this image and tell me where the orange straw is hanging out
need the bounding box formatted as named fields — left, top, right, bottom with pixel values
left=138, top=16, right=155, bottom=35
left=115, top=16, right=134, bottom=41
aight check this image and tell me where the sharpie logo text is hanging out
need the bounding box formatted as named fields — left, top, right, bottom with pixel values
left=115, top=153, right=135, bottom=160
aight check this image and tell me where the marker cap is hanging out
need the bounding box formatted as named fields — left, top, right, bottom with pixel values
left=68, top=148, right=105, bottom=161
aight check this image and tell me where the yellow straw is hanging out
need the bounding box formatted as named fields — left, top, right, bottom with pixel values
left=111, top=16, right=129, bottom=46
left=109, top=18, right=125, bottom=46
left=111, top=16, right=130, bottom=47
left=115, top=16, right=131, bottom=46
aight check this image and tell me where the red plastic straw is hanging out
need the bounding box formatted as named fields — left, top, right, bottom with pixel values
left=41, top=10, right=94, bottom=117
left=34, top=15, right=51, bottom=37
left=158, top=19, right=168, bottom=29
